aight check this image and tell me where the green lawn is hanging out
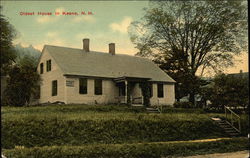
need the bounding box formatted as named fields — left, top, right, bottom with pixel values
left=1, top=104, right=249, bottom=157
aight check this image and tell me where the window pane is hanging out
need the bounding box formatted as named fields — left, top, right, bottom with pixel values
left=95, top=79, right=102, bottom=95
left=79, top=78, right=87, bottom=94
left=157, top=83, right=164, bottom=98
left=47, top=60, right=51, bottom=72
left=52, top=80, right=57, bottom=96
left=40, top=63, right=43, bottom=74
left=46, top=60, right=49, bottom=71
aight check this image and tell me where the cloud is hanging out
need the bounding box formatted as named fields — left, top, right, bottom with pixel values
left=55, top=7, right=65, bottom=13
left=73, top=16, right=96, bottom=23
left=75, top=33, right=104, bottom=40
left=46, top=32, right=58, bottom=38
left=49, top=39, right=64, bottom=46
left=33, top=44, right=44, bottom=51
left=37, top=16, right=53, bottom=23
left=42, top=30, right=65, bottom=47
left=109, top=16, right=133, bottom=34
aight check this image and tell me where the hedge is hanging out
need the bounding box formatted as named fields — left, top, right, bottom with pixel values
left=2, top=116, right=226, bottom=149
left=3, top=138, right=248, bottom=158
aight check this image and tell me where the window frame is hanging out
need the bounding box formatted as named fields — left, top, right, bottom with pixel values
left=94, top=79, right=102, bottom=95
left=40, top=63, right=44, bottom=74
left=79, top=78, right=88, bottom=94
left=46, top=60, right=52, bottom=72
left=157, top=83, right=164, bottom=98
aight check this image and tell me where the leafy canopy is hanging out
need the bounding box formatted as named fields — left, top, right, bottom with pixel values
left=0, top=6, right=17, bottom=74
left=129, top=0, right=247, bottom=76
left=129, top=0, right=247, bottom=103
left=202, top=73, right=249, bottom=108
left=3, top=55, right=40, bottom=106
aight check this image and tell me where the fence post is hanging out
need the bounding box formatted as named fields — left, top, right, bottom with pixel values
left=142, top=96, right=144, bottom=105
left=225, top=106, right=227, bottom=119
left=231, top=112, right=233, bottom=125
left=238, top=117, right=241, bottom=132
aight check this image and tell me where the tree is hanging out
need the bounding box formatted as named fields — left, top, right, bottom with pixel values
left=3, top=55, right=40, bottom=106
left=202, top=73, right=249, bottom=109
left=0, top=6, right=17, bottom=75
left=129, top=0, right=247, bottom=104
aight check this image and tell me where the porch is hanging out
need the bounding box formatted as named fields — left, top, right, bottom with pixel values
left=114, top=76, right=151, bottom=106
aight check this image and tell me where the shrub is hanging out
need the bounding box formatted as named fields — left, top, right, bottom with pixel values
left=1, top=114, right=225, bottom=149
left=2, top=138, right=248, bottom=158
left=173, top=102, right=194, bottom=108
left=3, top=56, right=40, bottom=106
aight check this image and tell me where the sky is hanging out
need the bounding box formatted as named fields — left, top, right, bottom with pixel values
left=1, top=1, right=248, bottom=76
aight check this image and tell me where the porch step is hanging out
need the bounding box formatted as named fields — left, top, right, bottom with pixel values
left=132, top=104, right=143, bottom=107
left=211, top=117, right=240, bottom=137
left=146, top=108, right=160, bottom=113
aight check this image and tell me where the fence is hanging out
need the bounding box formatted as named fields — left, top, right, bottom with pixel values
left=224, top=106, right=241, bottom=133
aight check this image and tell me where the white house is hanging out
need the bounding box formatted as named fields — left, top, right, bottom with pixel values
left=37, top=39, right=175, bottom=106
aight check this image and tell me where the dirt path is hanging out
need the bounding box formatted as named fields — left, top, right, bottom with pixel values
left=183, top=150, right=249, bottom=158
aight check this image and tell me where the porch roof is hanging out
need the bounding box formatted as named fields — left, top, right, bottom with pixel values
left=114, top=76, right=151, bottom=83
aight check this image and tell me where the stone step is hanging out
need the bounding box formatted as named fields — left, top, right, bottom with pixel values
left=212, top=117, right=241, bottom=137
left=227, top=133, right=240, bottom=136
left=218, top=122, right=229, bottom=125
left=224, top=127, right=236, bottom=130
left=224, top=131, right=237, bottom=134
left=148, top=111, right=160, bottom=113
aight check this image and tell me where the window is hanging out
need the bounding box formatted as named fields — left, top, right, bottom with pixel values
left=40, top=63, right=44, bottom=74
left=94, top=79, right=102, bottom=95
left=157, top=83, right=164, bottom=98
left=46, top=60, right=51, bottom=72
left=52, top=80, right=57, bottom=96
left=79, top=78, right=87, bottom=94
left=119, top=85, right=125, bottom=96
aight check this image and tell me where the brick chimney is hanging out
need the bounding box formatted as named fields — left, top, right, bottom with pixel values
left=83, top=38, right=89, bottom=52
left=109, top=43, right=115, bottom=55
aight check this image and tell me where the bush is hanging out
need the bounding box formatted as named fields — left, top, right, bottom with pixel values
left=3, top=56, right=40, bottom=106
left=1, top=114, right=226, bottom=149
left=3, top=138, right=248, bottom=158
left=173, top=102, right=194, bottom=108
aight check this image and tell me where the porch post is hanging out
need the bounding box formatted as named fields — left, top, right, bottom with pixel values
left=125, top=80, right=128, bottom=104
left=125, top=80, right=131, bottom=106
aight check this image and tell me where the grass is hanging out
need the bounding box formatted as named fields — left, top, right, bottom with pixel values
left=1, top=104, right=225, bottom=120
left=1, top=104, right=249, bottom=157
left=2, top=137, right=248, bottom=158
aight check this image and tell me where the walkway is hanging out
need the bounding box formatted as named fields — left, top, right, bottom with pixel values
left=183, top=150, right=249, bottom=158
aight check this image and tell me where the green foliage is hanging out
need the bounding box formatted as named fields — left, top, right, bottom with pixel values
left=173, top=102, right=194, bottom=108
left=202, top=73, right=249, bottom=108
left=2, top=105, right=229, bottom=149
left=0, top=6, right=17, bottom=74
left=139, top=82, right=152, bottom=107
left=129, top=1, right=247, bottom=103
left=2, top=55, right=40, bottom=106
left=3, top=138, right=248, bottom=158
left=14, top=44, right=41, bottom=64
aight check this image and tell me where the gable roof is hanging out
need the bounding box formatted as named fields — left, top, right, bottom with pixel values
left=44, top=45, right=175, bottom=83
